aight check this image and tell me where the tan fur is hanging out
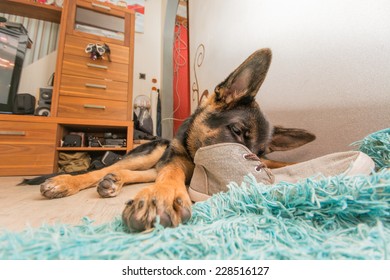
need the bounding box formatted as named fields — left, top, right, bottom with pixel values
left=122, top=160, right=192, bottom=231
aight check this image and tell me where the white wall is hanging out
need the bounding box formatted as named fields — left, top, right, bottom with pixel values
left=18, top=51, right=57, bottom=96
left=189, top=0, right=390, bottom=162
left=132, top=0, right=163, bottom=99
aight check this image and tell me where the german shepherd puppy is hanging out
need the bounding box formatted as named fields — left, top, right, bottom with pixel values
left=39, top=49, right=315, bottom=231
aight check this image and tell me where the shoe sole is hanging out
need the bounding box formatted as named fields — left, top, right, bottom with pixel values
left=188, top=186, right=211, bottom=202
left=344, top=151, right=375, bottom=176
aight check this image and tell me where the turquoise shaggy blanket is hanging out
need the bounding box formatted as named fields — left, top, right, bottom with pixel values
left=1, top=128, right=389, bottom=260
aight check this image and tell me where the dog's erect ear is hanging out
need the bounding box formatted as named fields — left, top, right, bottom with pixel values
left=267, top=126, right=316, bottom=152
left=214, top=48, right=272, bottom=108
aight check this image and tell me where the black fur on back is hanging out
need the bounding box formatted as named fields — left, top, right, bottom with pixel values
left=21, top=139, right=171, bottom=186
left=19, top=170, right=89, bottom=186
left=124, top=139, right=170, bottom=159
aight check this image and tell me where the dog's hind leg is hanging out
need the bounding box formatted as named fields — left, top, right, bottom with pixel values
left=97, top=168, right=157, bottom=198
left=40, top=140, right=169, bottom=199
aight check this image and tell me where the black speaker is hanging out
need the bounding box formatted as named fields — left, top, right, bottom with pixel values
left=13, top=93, right=36, bottom=115
left=34, top=87, right=52, bottom=116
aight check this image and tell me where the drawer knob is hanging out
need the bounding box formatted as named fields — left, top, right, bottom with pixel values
left=83, top=104, right=106, bottom=110
left=86, top=63, right=108, bottom=70
left=85, top=83, right=107, bottom=89
left=0, top=131, right=26, bottom=136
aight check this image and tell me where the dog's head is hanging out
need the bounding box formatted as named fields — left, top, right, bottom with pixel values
left=186, top=48, right=315, bottom=158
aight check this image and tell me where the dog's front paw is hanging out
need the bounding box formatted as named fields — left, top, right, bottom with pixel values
left=97, top=173, right=123, bottom=198
left=122, top=184, right=192, bottom=232
left=40, top=175, right=78, bottom=199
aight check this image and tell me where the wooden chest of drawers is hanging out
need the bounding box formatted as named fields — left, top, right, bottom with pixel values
left=51, top=0, right=135, bottom=170
left=53, top=0, right=135, bottom=122
left=57, top=32, right=132, bottom=121
left=0, top=118, right=56, bottom=176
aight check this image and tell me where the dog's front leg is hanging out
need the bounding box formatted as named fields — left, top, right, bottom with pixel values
left=40, top=168, right=114, bottom=198
left=122, top=163, right=192, bottom=232
left=40, top=140, right=168, bottom=199
left=40, top=162, right=154, bottom=199
left=97, top=168, right=157, bottom=198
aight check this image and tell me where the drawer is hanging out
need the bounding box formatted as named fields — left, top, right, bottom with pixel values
left=62, top=53, right=129, bottom=82
left=0, top=144, right=55, bottom=176
left=64, top=34, right=129, bottom=64
left=0, top=121, right=56, bottom=144
left=0, top=120, right=56, bottom=176
left=60, top=74, right=128, bottom=101
left=57, top=96, right=128, bottom=121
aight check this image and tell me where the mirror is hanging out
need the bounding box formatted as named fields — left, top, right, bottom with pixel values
left=0, top=13, right=59, bottom=98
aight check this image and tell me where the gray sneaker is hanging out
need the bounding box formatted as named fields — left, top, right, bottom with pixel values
left=272, top=150, right=375, bottom=184
left=189, top=143, right=275, bottom=202
left=189, top=143, right=375, bottom=202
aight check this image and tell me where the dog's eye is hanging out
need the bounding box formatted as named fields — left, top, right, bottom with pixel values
left=230, top=125, right=241, bottom=136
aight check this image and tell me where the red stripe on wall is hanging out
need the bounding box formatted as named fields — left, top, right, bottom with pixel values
left=173, top=23, right=190, bottom=135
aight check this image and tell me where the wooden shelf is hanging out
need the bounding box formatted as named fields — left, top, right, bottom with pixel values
left=0, top=114, right=56, bottom=124
left=56, top=117, right=132, bottom=127
left=0, top=0, right=62, bottom=23
left=0, top=115, right=132, bottom=127
left=57, top=147, right=127, bottom=151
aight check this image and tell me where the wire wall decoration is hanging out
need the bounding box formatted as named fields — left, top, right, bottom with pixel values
left=191, top=43, right=209, bottom=106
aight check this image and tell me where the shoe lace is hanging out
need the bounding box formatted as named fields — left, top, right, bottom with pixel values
left=243, top=153, right=275, bottom=182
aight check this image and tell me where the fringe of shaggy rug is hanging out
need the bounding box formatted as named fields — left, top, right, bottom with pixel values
left=0, top=170, right=389, bottom=260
